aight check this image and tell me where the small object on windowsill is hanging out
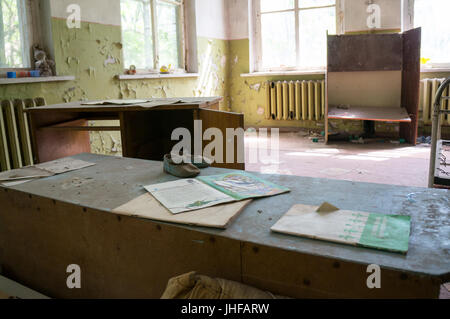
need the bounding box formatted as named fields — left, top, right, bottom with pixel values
left=33, top=45, right=55, bottom=77
left=5, top=70, right=40, bottom=79
left=160, top=64, right=172, bottom=74
left=17, top=71, right=30, bottom=77
left=0, top=75, right=75, bottom=85
left=126, top=65, right=136, bottom=75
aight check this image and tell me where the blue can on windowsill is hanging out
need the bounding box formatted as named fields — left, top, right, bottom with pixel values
left=30, top=70, right=40, bottom=77
left=7, top=72, right=17, bottom=78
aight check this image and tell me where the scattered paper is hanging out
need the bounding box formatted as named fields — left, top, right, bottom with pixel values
left=1, top=179, right=34, bottom=187
left=197, top=171, right=290, bottom=201
left=0, top=167, right=54, bottom=182
left=272, top=204, right=411, bottom=254
left=0, top=157, right=95, bottom=186
left=81, top=98, right=181, bottom=108
left=35, top=157, right=96, bottom=174
left=144, top=179, right=235, bottom=214
left=81, top=99, right=152, bottom=105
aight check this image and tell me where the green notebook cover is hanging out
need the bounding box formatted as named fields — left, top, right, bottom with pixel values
left=271, top=205, right=411, bottom=254
left=358, top=213, right=411, bottom=253
left=197, top=171, right=290, bottom=201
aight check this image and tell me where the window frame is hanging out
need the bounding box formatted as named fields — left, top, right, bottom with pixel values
left=249, top=0, right=341, bottom=73
left=0, top=0, right=42, bottom=72
left=120, top=0, right=187, bottom=73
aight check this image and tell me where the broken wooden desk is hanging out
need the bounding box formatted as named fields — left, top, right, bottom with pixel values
left=0, top=153, right=448, bottom=298
left=25, top=97, right=245, bottom=170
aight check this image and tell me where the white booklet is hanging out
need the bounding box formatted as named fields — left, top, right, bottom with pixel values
left=144, top=179, right=235, bottom=214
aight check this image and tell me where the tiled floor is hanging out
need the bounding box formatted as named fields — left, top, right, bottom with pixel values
left=245, top=131, right=431, bottom=187
left=244, top=131, right=449, bottom=299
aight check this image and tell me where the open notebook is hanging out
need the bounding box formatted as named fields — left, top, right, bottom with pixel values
left=144, top=171, right=289, bottom=214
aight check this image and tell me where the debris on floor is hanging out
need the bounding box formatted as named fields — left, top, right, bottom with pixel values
left=417, top=136, right=431, bottom=144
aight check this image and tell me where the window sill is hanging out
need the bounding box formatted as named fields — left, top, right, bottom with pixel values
left=117, top=73, right=199, bottom=80
left=241, top=70, right=326, bottom=77
left=0, top=75, right=75, bottom=85
left=241, top=69, right=450, bottom=77
left=421, top=67, right=450, bottom=73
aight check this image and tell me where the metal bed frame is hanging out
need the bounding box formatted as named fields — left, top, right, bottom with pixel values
left=428, top=77, right=450, bottom=188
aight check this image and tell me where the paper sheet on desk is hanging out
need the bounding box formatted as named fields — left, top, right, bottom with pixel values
left=144, top=179, right=235, bottom=214
left=0, top=157, right=95, bottom=186
left=81, top=99, right=152, bottom=105
left=271, top=204, right=411, bottom=254
left=0, top=166, right=54, bottom=182
left=34, top=157, right=96, bottom=174
left=81, top=98, right=181, bottom=108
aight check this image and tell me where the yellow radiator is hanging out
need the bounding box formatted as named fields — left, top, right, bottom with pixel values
left=420, top=78, right=449, bottom=125
left=0, top=97, right=46, bottom=171
left=265, top=80, right=325, bottom=121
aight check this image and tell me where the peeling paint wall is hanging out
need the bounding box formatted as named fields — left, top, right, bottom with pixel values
left=1, top=0, right=449, bottom=159
left=228, top=39, right=326, bottom=130
left=0, top=6, right=230, bottom=155
left=225, top=0, right=450, bottom=137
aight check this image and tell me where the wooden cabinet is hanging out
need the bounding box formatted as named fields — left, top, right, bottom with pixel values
left=27, top=97, right=245, bottom=170
left=326, top=28, right=421, bottom=145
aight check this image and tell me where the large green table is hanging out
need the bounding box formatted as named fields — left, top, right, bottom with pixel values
left=0, top=153, right=448, bottom=298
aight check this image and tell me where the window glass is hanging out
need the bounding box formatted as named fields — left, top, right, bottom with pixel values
left=414, top=0, right=450, bottom=65
left=299, top=0, right=335, bottom=9
left=120, top=0, right=154, bottom=69
left=0, top=0, right=28, bottom=68
left=157, top=0, right=181, bottom=68
left=261, top=11, right=296, bottom=69
left=299, top=6, right=335, bottom=68
left=260, top=0, right=294, bottom=13
left=259, top=1, right=336, bottom=70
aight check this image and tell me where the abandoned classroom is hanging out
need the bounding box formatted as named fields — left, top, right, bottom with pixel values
left=0, top=0, right=449, bottom=301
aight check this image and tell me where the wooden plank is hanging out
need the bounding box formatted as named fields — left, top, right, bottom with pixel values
left=40, top=118, right=121, bottom=131
left=5, top=154, right=450, bottom=281
left=400, top=28, right=421, bottom=145
left=41, top=126, right=120, bottom=131
left=0, top=187, right=242, bottom=298
left=199, top=109, right=245, bottom=170
left=113, top=193, right=251, bottom=229
left=241, top=243, right=441, bottom=298
left=325, top=72, right=329, bottom=143
left=327, top=71, right=402, bottom=108
left=28, top=112, right=91, bottom=163
left=327, top=33, right=403, bottom=72
left=328, top=105, right=411, bottom=122
left=1, top=154, right=448, bottom=298
left=25, top=97, right=222, bottom=113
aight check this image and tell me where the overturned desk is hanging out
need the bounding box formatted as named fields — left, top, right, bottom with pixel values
left=0, top=153, right=448, bottom=298
left=26, top=97, right=244, bottom=170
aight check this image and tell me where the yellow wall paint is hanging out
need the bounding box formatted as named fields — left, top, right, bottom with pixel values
left=227, top=39, right=325, bottom=130
left=227, top=38, right=450, bottom=137
left=0, top=18, right=231, bottom=155
left=1, top=18, right=449, bottom=155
